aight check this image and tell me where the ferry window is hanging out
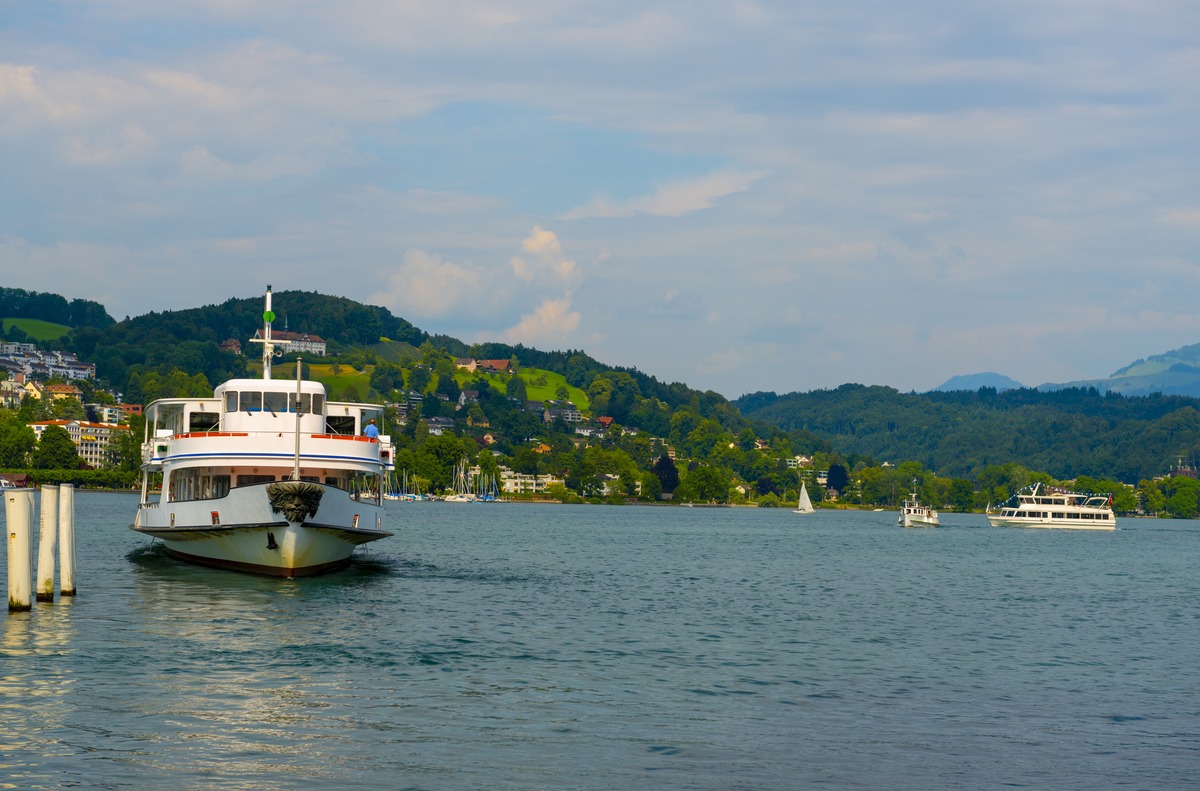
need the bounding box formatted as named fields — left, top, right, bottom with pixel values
left=189, top=412, right=220, bottom=432
left=236, top=474, right=275, bottom=486
left=1053, top=512, right=1063, bottom=519
left=240, top=392, right=263, bottom=412
left=300, top=475, right=320, bottom=483
left=213, top=475, right=230, bottom=498
left=264, top=392, right=287, bottom=414
left=326, top=415, right=355, bottom=435
left=312, top=394, right=325, bottom=414
left=325, top=476, right=342, bottom=488
left=289, top=393, right=312, bottom=414
left=225, top=392, right=238, bottom=412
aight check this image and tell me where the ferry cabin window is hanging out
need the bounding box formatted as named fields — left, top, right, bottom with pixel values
left=189, top=412, right=221, bottom=432
left=168, top=472, right=230, bottom=501
left=288, top=393, right=325, bottom=414
left=240, top=391, right=263, bottom=412
left=326, top=415, right=356, bottom=435
left=289, top=393, right=312, bottom=414
left=236, top=474, right=276, bottom=486
left=225, top=392, right=238, bottom=412
left=264, top=391, right=287, bottom=415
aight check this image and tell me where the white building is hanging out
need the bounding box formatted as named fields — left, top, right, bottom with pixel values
left=29, top=419, right=130, bottom=468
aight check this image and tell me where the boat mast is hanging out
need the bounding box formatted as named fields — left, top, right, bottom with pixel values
left=292, top=357, right=303, bottom=481
left=248, top=285, right=289, bottom=380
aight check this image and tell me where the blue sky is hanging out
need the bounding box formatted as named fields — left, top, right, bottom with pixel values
left=2, top=1, right=1198, bottom=398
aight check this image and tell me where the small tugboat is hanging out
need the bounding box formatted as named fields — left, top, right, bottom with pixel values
left=898, top=481, right=939, bottom=527
left=130, top=286, right=394, bottom=576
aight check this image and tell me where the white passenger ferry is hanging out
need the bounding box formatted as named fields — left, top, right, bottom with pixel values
left=986, top=482, right=1116, bottom=530
left=130, top=286, right=394, bottom=576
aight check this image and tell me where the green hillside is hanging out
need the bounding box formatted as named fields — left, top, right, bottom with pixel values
left=463, top=368, right=591, bottom=411
left=1042, top=341, right=1200, bottom=397
left=2, top=317, right=71, bottom=341
left=369, top=339, right=422, bottom=365
left=736, top=385, right=1200, bottom=484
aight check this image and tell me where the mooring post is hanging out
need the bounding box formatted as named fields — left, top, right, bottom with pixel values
left=6, top=488, right=34, bottom=611
left=36, top=484, right=59, bottom=602
left=59, top=484, right=76, bottom=597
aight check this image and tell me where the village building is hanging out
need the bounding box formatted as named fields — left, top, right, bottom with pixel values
left=28, top=419, right=130, bottom=468
left=249, top=329, right=327, bottom=356
left=496, top=466, right=565, bottom=494
left=44, top=383, right=83, bottom=402
left=477, top=359, right=511, bottom=374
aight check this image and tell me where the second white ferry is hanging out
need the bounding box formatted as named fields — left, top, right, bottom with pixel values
left=986, top=482, right=1116, bottom=530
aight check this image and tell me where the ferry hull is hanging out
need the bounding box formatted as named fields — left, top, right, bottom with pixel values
left=132, top=483, right=391, bottom=577
left=986, top=515, right=1116, bottom=531
left=901, top=514, right=938, bottom=527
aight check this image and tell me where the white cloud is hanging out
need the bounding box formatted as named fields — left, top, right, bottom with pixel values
left=510, top=226, right=577, bottom=283
left=560, top=169, right=769, bottom=220
left=499, top=297, right=581, bottom=346
left=369, top=249, right=491, bottom=319
left=1160, top=207, right=1200, bottom=228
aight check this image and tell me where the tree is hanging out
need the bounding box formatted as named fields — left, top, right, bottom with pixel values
left=678, top=464, right=729, bottom=503
left=31, top=425, right=82, bottom=469
left=0, top=416, right=36, bottom=467
left=652, top=454, right=680, bottom=493
left=949, top=479, right=975, bottom=512
left=826, top=463, right=850, bottom=495
left=506, top=375, right=527, bottom=402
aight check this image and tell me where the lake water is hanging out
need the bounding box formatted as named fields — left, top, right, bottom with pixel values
left=2, top=494, right=1198, bottom=789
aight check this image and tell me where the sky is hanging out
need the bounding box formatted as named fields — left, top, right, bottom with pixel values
left=2, top=1, right=1198, bottom=399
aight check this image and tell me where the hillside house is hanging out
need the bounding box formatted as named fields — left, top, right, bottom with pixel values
left=478, top=359, right=511, bottom=374
left=44, top=384, right=83, bottom=402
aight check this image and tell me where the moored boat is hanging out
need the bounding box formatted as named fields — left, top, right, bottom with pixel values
left=986, top=482, right=1116, bottom=530
left=129, top=286, right=394, bottom=576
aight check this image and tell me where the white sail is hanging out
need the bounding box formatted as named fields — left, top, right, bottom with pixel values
left=794, top=481, right=815, bottom=514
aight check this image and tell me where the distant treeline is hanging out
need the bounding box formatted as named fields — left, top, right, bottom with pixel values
left=0, top=287, right=113, bottom=329
left=736, top=384, right=1200, bottom=484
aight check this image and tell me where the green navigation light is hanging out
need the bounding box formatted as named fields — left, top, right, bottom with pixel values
left=263, top=310, right=276, bottom=323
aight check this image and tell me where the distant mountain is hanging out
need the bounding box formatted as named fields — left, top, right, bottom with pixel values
left=1040, top=342, right=1200, bottom=398
left=933, top=372, right=1024, bottom=393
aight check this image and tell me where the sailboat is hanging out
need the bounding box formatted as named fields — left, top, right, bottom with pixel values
left=793, top=481, right=815, bottom=514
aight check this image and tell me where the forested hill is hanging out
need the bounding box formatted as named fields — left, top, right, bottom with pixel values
left=735, top=385, right=1200, bottom=484
left=27, top=289, right=750, bottom=434
left=70, top=290, right=428, bottom=388
left=0, top=287, right=113, bottom=329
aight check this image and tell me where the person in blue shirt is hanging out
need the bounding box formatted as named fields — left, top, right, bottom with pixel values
left=364, top=418, right=379, bottom=439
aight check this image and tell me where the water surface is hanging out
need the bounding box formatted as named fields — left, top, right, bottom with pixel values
left=2, top=495, right=1197, bottom=789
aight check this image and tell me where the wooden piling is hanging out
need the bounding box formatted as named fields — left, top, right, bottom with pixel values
left=6, top=489, right=34, bottom=611
left=36, top=484, right=59, bottom=602
left=59, top=484, right=76, bottom=596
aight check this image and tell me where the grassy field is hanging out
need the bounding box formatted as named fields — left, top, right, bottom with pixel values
left=2, top=317, right=71, bottom=341
left=462, top=368, right=590, bottom=411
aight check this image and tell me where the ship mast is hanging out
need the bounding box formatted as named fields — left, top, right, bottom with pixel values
left=247, top=285, right=290, bottom=380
